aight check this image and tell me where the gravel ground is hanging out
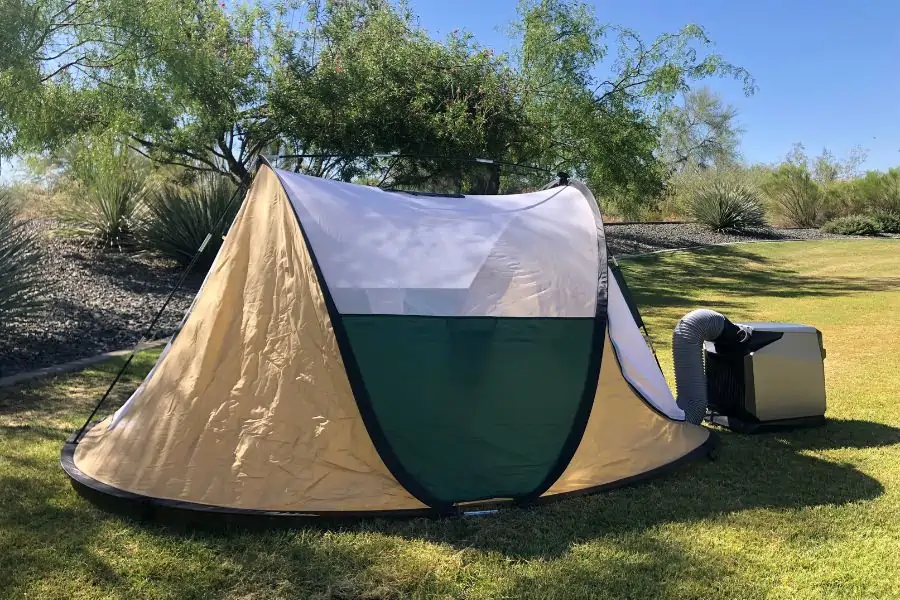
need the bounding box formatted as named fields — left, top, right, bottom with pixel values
left=605, top=222, right=847, bottom=256
left=0, top=220, right=873, bottom=378
left=0, top=221, right=204, bottom=378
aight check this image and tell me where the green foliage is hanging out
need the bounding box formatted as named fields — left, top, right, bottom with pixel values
left=271, top=0, right=528, bottom=191
left=4, top=0, right=753, bottom=216
left=869, top=168, right=900, bottom=217
left=821, top=215, right=880, bottom=236
left=510, top=0, right=754, bottom=217
left=61, top=166, right=148, bottom=249
left=141, top=174, right=240, bottom=266
left=762, top=164, right=824, bottom=227
left=873, top=212, right=900, bottom=233
left=688, top=182, right=767, bottom=232
left=0, top=191, right=45, bottom=324
left=665, top=164, right=769, bottom=217
left=816, top=168, right=900, bottom=222
left=660, top=87, right=742, bottom=172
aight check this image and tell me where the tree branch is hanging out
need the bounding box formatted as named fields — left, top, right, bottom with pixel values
left=129, top=144, right=223, bottom=175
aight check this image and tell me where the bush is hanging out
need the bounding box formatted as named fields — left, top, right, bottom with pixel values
left=874, top=212, right=900, bottom=233
left=871, top=169, right=900, bottom=217
left=762, top=165, right=824, bottom=227
left=0, top=192, right=45, bottom=324
left=141, top=175, right=241, bottom=267
left=821, top=215, right=880, bottom=236
left=688, top=183, right=768, bottom=232
left=61, top=170, right=148, bottom=248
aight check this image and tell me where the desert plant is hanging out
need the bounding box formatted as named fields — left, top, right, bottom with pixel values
left=873, top=212, right=900, bottom=234
left=0, top=192, right=45, bottom=324
left=870, top=169, right=900, bottom=217
left=821, top=215, right=880, bottom=236
left=666, top=164, right=771, bottom=219
left=688, top=183, right=768, bottom=232
left=762, top=164, right=824, bottom=227
left=141, top=175, right=241, bottom=267
left=61, top=170, right=148, bottom=249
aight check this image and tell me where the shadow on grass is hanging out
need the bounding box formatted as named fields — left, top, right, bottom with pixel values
left=608, top=226, right=790, bottom=256
left=620, top=245, right=899, bottom=314
left=364, top=419, right=894, bottom=560
left=768, top=418, right=900, bottom=451
left=1, top=414, right=896, bottom=597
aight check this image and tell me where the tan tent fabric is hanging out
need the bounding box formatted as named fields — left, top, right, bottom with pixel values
left=74, top=166, right=427, bottom=512
left=542, top=333, right=709, bottom=497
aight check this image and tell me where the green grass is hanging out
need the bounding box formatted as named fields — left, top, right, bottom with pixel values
left=2, top=239, right=899, bottom=599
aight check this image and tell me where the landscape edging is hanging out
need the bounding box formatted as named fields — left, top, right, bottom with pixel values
left=0, top=339, right=168, bottom=389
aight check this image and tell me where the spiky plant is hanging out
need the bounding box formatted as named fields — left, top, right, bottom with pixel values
left=0, top=192, right=45, bottom=325
left=689, top=183, right=768, bottom=232
left=61, top=170, right=148, bottom=249
left=141, top=174, right=240, bottom=267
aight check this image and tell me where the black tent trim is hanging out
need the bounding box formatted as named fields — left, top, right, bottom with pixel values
left=59, top=427, right=717, bottom=530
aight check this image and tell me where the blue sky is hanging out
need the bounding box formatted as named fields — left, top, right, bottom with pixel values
left=411, top=0, right=900, bottom=171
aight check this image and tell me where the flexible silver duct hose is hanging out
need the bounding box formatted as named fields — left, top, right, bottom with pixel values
left=672, top=309, right=727, bottom=424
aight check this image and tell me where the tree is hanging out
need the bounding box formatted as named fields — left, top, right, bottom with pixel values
left=6, top=0, right=753, bottom=206
left=762, top=162, right=824, bottom=227
left=783, top=142, right=868, bottom=183
left=4, top=0, right=530, bottom=190
left=508, top=0, right=755, bottom=216
left=269, top=0, right=528, bottom=192
left=1, top=0, right=274, bottom=184
left=659, top=87, right=742, bottom=172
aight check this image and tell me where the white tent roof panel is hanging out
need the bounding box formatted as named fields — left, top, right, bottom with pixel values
left=277, top=170, right=599, bottom=317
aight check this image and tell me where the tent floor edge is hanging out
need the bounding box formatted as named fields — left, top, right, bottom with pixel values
left=60, top=435, right=446, bottom=532
left=61, top=428, right=717, bottom=530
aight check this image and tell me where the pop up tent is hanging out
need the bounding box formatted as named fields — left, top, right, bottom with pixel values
left=62, top=161, right=713, bottom=521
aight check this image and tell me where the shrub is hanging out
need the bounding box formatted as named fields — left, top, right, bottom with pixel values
left=874, top=212, right=900, bottom=234
left=762, top=164, right=824, bottom=227
left=821, top=215, right=880, bottom=236
left=871, top=169, right=900, bottom=217
left=688, top=183, right=768, bottom=232
left=141, top=174, right=241, bottom=267
left=61, top=170, right=148, bottom=249
left=0, top=192, right=45, bottom=324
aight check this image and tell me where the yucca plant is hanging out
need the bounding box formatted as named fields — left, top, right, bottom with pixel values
left=61, top=170, right=149, bottom=249
left=0, top=192, right=45, bottom=325
left=689, top=183, right=768, bottom=232
left=141, top=174, right=240, bottom=267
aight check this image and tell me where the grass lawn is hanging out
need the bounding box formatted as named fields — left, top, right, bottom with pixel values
left=2, top=238, right=899, bottom=600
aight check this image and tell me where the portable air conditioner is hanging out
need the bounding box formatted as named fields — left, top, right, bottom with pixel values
left=704, top=323, right=827, bottom=433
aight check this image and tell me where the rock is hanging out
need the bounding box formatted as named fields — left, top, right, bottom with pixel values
left=0, top=220, right=204, bottom=378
